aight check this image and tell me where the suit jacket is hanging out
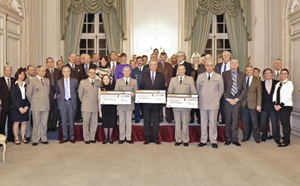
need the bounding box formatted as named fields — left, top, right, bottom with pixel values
left=214, top=63, right=222, bottom=74
left=82, top=63, right=97, bottom=79
left=45, top=68, right=62, bottom=99
left=242, top=76, right=262, bottom=109
left=192, top=64, right=206, bottom=81
left=114, top=78, right=138, bottom=111
left=157, top=62, right=173, bottom=87
left=261, top=79, right=279, bottom=112
left=0, top=77, right=15, bottom=111
left=10, top=82, right=30, bottom=109
left=78, top=78, right=101, bottom=112
left=196, top=72, right=224, bottom=110
left=168, top=76, right=197, bottom=110
left=26, top=77, right=50, bottom=111
left=272, top=70, right=281, bottom=81
left=131, top=65, right=149, bottom=88
left=64, top=63, right=84, bottom=82
left=222, top=70, right=247, bottom=102
left=140, top=71, right=165, bottom=91
left=56, top=77, right=78, bottom=111
left=175, top=61, right=192, bottom=76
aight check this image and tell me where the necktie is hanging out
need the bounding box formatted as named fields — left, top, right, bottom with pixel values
left=151, top=72, right=155, bottom=86
left=223, top=62, right=227, bottom=74
left=85, top=65, right=88, bottom=74
left=126, top=79, right=128, bottom=85
left=65, top=79, right=69, bottom=100
left=72, top=64, right=75, bottom=70
left=41, top=78, right=44, bottom=85
left=180, top=77, right=182, bottom=84
left=246, top=77, right=250, bottom=89
left=277, top=72, right=279, bottom=77
left=7, top=78, right=11, bottom=90
left=91, top=79, right=94, bottom=86
left=231, top=72, right=237, bottom=96
left=50, top=70, right=54, bottom=86
left=139, top=67, right=142, bottom=71
left=112, top=63, right=115, bottom=75
left=208, top=73, right=211, bottom=81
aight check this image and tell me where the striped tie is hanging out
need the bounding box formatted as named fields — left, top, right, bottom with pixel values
left=231, top=72, right=237, bottom=96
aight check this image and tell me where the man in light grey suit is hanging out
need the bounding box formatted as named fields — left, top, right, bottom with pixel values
left=115, top=66, right=138, bottom=144
left=168, top=64, right=197, bottom=147
left=78, top=68, right=101, bottom=144
left=56, top=65, right=78, bottom=144
left=26, top=66, right=50, bottom=146
left=196, top=61, right=224, bottom=149
left=222, top=59, right=247, bottom=147
left=272, top=58, right=282, bottom=81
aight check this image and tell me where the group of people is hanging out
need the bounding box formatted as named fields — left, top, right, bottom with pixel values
left=0, top=49, right=293, bottom=148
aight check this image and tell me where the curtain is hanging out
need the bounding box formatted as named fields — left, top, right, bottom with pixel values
left=61, top=0, right=126, bottom=61
left=185, top=0, right=251, bottom=68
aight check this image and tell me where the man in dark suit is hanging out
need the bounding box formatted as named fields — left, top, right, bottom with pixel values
left=170, top=54, right=178, bottom=77
left=222, top=58, right=247, bottom=146
left=157, top=52, right=173, bottom=123
left=175, top=51, right=192, bottom=76
left=64, top=52, right=84, bottom=122
left=261, top=68, right=280, bottom=143
left=241, top=66, right=262, bottom=143
left=131, top=56, right=149, bottom=123
left=82, top=54, right=97, bottom=79
left=0, top=66, right=15, bottom=142
left=45, top=57, right=63, bottom=132
left=215, top=51, right=231, bottom=124
left=140, top=60, right=165, bottom=144
left=56, top=65, right=78, bottom=143
left=107, top=51, right=120, bottom=79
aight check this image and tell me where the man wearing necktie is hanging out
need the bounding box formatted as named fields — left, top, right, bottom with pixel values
left=140, top=60, right=165, bottom=145
left=0, top=65, right=15, bottom=142
left=272, top=58, right=282, bottom=81
left=45, top=57, right=63, bottom=132
left=168, top=65, right=197, bottom=147
left=222, top=59, right=247, bottom=146
left=56, top=66, right=78, bottom=144
left=82, top=54, right=97, bottom=79
left=196, top=61, right=224, bottom=149
left=78, top=68, right=101, bottom=144
left=131, top=56, right=149, bottom=123
left=26, top=66, right=50, bottom=146
left=241, top=66, right=262, bottom=143
left=260, top=68, right=280, bottom=143
left=115, top=66, right=138, bottom=144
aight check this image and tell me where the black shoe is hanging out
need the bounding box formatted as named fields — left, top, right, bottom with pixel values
left=233, top=141, right=241, bottom=146
left=85, top=141, right=90, bottom=144
left=183, top=143, right=189, bottom=147
left=109, top=139, right=113, bottom=144
left=90, top=140, right=96, bottom=143
left=118, top=140, right=125, bottom=144
left=126, top=140, right=134, bottom=144
left=275, top=140, right=281, bottom=144
left=41, top=141, right=49, bottom=144
left=102, top=138, right=109, bottom=144
left=154, top=140, right=161, bottom=145
left=267, top=135, right=273, bottom=140
left=224, top=141, right=231, bottom=145
left=175, top=142, right=182, bottom=146
left=143, top=140, right=150, bottom=145
left=220, top=120, right=225, bottom=124
left=261, top=139, right=267, bottom=142
left=59, top=140, right=67, bottom=144
left=70, top=139, right=76, bottom=143
left=47, top=129, right=51, bottom=132
left=134, top=120, right=140, bottom=123
left=278, top=143, right=288, bottom=147
left=281, top=137, right=284, bottom=140
left=26, top=137, right=31, bottom=142
left=212, top=143, right=218, bottom=148
left=32, top=143, right=38, bottom=146
left=189, top=119, right=194, bottom=124
left=197, top=142, right=207, bottom=147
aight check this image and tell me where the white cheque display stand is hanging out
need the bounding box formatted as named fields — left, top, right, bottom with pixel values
left=100, top=91, right=131, bottom=105
left=166, top=94, right=198, bottom=109
left=135, top=90, right=166, bottom=104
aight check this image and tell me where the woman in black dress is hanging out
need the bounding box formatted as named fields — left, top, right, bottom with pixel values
left=99, top=74, right=117, bottom=144
left=10, top=68, right=30, bottom=145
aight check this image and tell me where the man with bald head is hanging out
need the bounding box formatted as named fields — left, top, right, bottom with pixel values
left=0, top=65, right=15, bottom=141
left=26, top=66, right=50, bottom=146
